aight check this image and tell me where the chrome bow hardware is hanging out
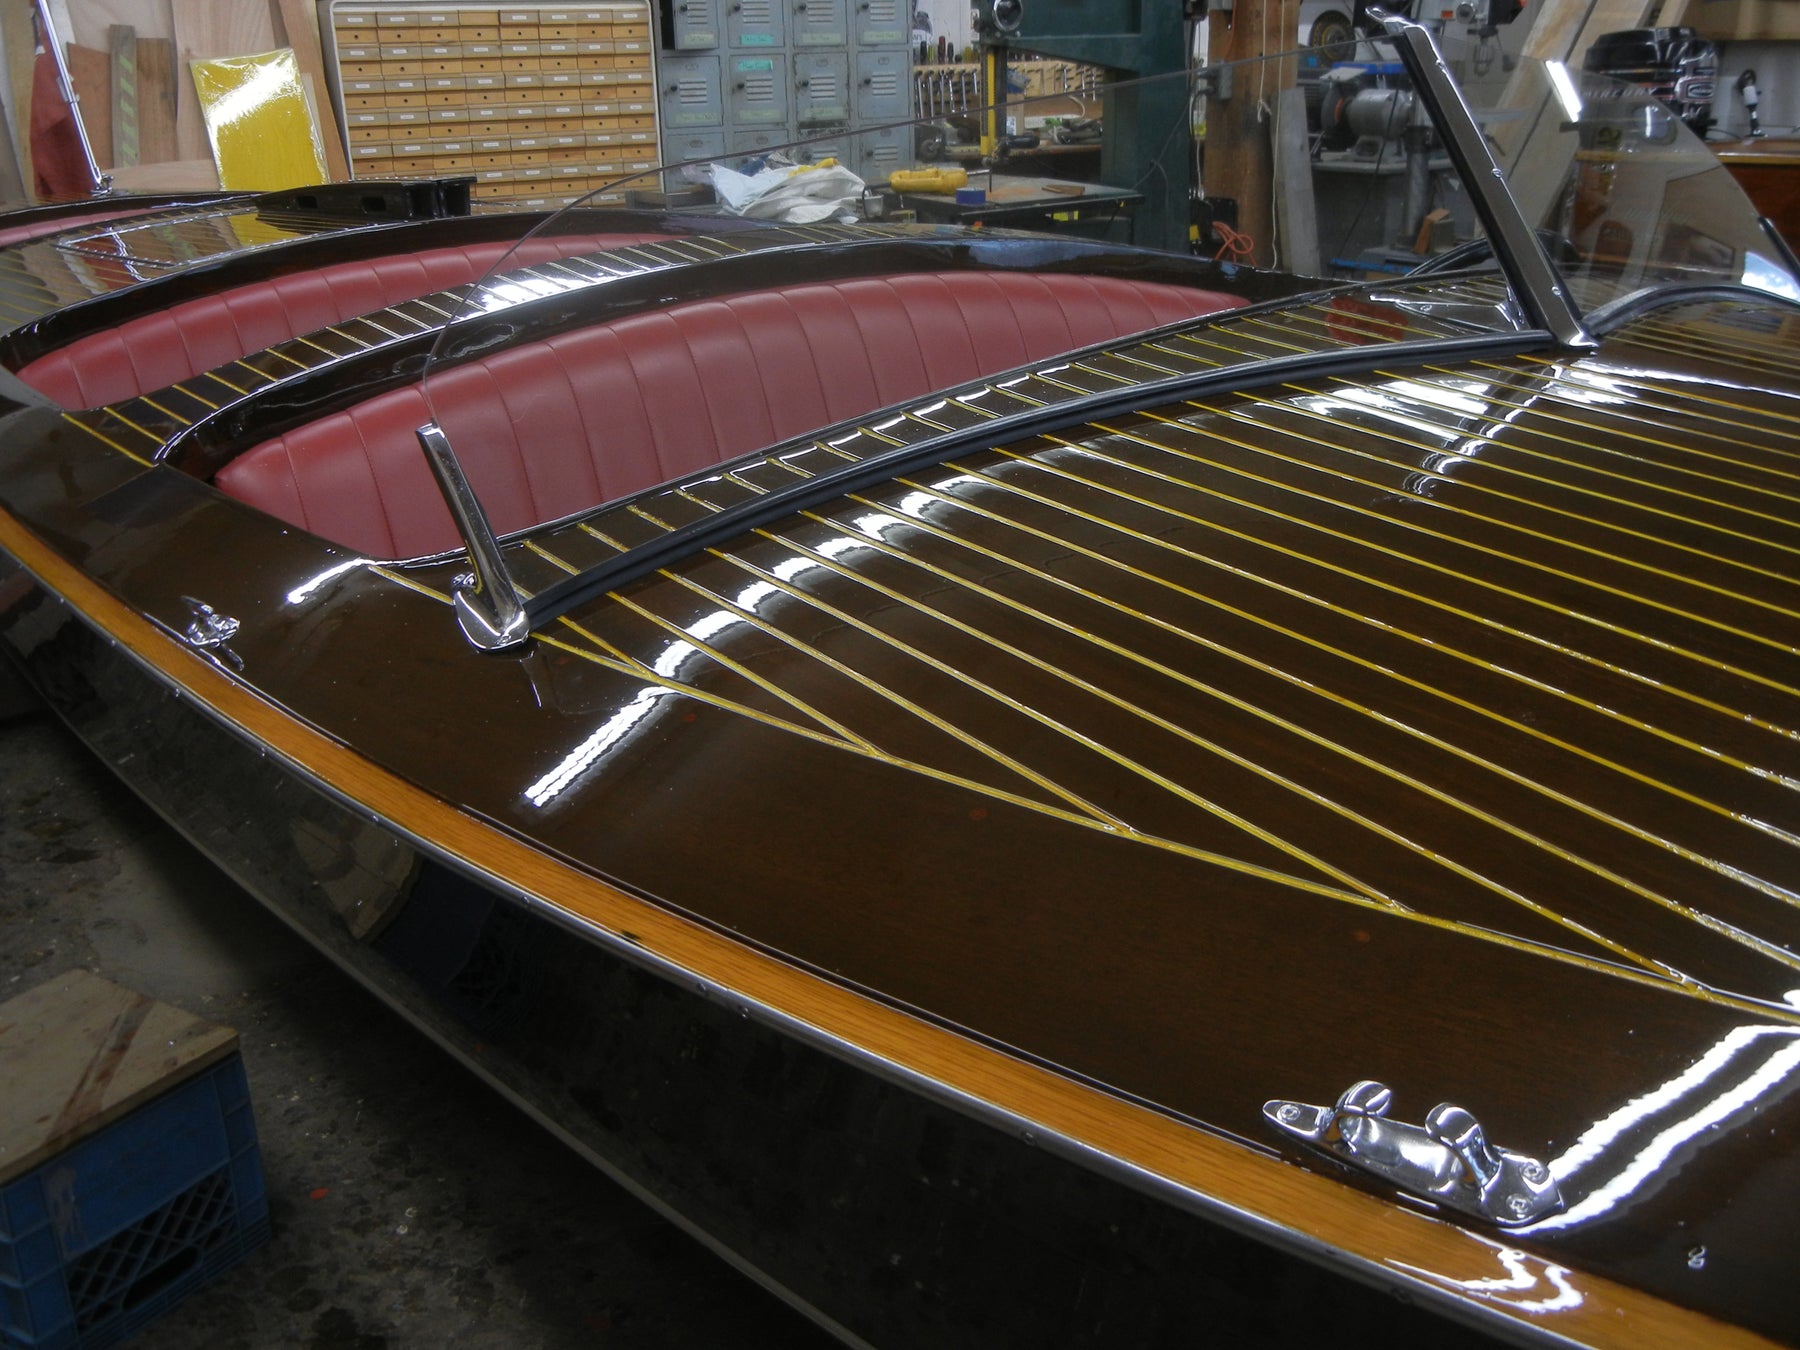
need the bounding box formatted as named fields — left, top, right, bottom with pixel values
left=1263, top=1080, right=1564, bottom=1226
left=179, top=597, right=243, bottom=670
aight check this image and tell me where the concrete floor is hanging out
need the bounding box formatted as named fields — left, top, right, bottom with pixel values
left=0, top=703, right=841, bottom=1349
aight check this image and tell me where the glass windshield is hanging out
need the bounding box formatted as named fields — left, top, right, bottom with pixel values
left=403, top=21, right=1796, bottom=645
left=420, top=31, right=1524, bottom=435
left=419, top=24, right=1799, bottom=377
left=1467, top=56, right=1800, bottom=310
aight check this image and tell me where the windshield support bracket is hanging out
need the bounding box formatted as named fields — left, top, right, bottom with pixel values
left=1380, top=12, right=1595, bottom=349
left=416, top=421, right=531, bottom=651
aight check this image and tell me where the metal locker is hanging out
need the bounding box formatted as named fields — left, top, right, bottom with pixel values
left=852, top=0, right=905, bottom=45
left=730, top=126, right=787, bottom=156
left=725, top=0, right=785, bottom=48
left=794, top=52, right=850, bottom=125
left=855, top=123, right=906, bottom=180
left=853, top=49, right=908, bottom=121
left=662, top=130, right=725, bottom=187
left=796, top=126, right=849, bottom=164
left=662, top=0, right=721, bottom=49
left=660, top=55, right=724, bottom=128
left=727, top=53, right=790, bottom=125
left=792, top=0, right=848, bottom=46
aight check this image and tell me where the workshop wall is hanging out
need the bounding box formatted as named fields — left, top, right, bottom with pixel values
left=913, top=0, right=972, bottom=54
left=1714, top=40, right=1800, bottom=135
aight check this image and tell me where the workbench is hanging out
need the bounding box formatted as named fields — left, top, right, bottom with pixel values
left=1714, top=137, right=1800, bottom=246
left=895, top=174, right=1142, bottom=241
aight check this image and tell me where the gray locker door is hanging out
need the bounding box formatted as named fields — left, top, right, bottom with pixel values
left=806, top=128, right=853, bottom=164
left=730, top=126, right=787, bottom=156
left=854, top=49, right=909, bottom=121
left=727, top=54, right=790, bottom=125
left=663, top=0, right=720, bottom=49
left=797, top=126, right=849, bottom=164
left=660, top=55, right=724, bottom=128
left=855, top=124, right=907, bottom=180
left=725, top=0, right=785, bottom=48
left=663, top=130, right=725, bottom=187
left=795, top=52, right=850, bottom=125
left=792, top=0, right=848, bottom=46
left=853, top=0, right=905, bottom=45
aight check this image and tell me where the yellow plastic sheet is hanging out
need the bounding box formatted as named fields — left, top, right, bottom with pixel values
left=190, top=48, right=326, bottom=191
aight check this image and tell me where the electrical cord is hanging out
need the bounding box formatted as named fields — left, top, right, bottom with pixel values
left=1213, top=220, right=1256, bottom=261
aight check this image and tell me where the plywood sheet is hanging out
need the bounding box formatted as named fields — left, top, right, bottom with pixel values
left=272, top=0, right=347, bottom=179
left=4, top=0, right=39, bottom=192
left=1684, top=0, right=1800, bottom=38
left=1521, top=0, right=1657, bottom=66
left=0, top=80, right=24, bottom=202
left=170, top=0, right=277, bottom=62
left=68, top=0, right=174, bottom=47
left=170, top=0, right=276, bottom=164
left=192, top=47, right=325, bottom=190
left=0, top=968, right=236, bottom=1186
left=65, top=42, right=110, bottom=169
left=135, top=34, right=179, bottom=165
left=1521, top=0, right=1595, bottom=61
left=108, top=154, right=219, bottom=190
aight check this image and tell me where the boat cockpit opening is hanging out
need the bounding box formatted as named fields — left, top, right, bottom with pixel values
left=12, top=230, right=672, bottom=409
left=213, top=264, right=1247, bottom=558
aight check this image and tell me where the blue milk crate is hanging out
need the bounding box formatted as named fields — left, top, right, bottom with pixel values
left=0, top=977, right=270, bottom=1350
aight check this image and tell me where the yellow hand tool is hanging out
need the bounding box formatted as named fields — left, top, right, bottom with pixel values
left=888, top=167, right=969, bottom=193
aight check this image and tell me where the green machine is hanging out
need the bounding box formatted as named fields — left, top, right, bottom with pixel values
left=972, top=0, right=1193, bottom=252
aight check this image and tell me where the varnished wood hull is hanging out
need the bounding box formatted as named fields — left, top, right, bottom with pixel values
left=1, top=168, right=1798, bottom=1346
left=2, top=581, right=1530, bottom=1348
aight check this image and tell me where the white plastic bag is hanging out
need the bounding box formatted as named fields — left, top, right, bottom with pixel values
left=704, top=160, right=867, bottom=224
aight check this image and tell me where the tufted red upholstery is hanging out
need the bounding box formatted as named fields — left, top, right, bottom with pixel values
left=216, top=271, right=1243, bottom=559
left=17, top=232, right=667, bottom=408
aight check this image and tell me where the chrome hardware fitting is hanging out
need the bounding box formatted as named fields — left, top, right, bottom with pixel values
left=179, top=597, right=243, bottom=670
left=415, top=421, right=531, bottom=651
left=1378, top=12, right=1593, bottom=349
left=1263, top=1080, right=1563, bottom=1226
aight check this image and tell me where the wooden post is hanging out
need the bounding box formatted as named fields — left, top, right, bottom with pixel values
left=2, top=0, right=34, bottom=192
left=980, top=42, right=1005, bottom=158
left=272, top=0, right=351, bottom=181
left=108, top=22, right=136, bottom=167
left=1204, top=0, right=1299, bottom=267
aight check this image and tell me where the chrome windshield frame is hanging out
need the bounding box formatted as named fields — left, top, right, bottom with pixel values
left=1379, top=14, right=1594, bottom=349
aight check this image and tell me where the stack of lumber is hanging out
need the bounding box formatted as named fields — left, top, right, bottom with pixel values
left=5, top=0, right=351, bottom=197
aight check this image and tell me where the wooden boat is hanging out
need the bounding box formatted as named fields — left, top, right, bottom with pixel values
left=3, top=21, right=1800, bottom=1347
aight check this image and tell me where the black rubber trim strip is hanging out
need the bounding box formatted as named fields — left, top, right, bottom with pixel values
left=523, top=328, right=1551, bottom=628
left=1584, top=280, right=1800, bottom=336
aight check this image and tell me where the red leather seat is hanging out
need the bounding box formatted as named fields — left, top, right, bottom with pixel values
left=17, top=232, right=667, bottom=408
left=216, top=270, right=1245, bottom=559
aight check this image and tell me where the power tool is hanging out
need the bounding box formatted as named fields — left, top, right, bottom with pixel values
left=888, top=167, right=969, bottom=193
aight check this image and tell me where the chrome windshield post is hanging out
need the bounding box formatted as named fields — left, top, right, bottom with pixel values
left=34, top=0, right=110, bottom=195
left=415, top=421, right=531, bottom=651
left=1379, top=13, right=1595, bottom=349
